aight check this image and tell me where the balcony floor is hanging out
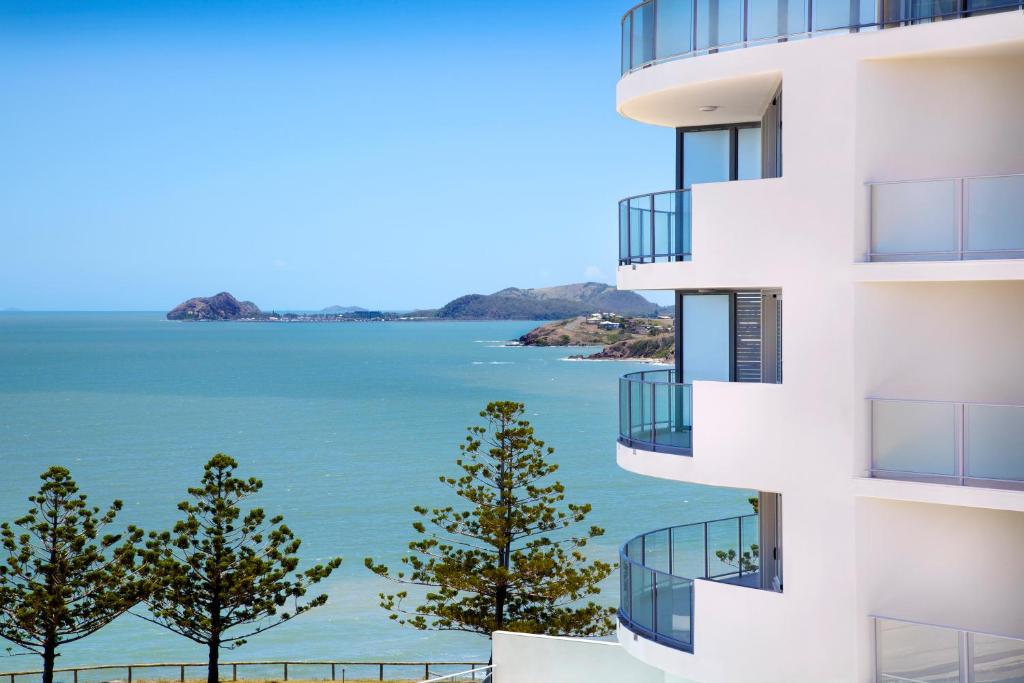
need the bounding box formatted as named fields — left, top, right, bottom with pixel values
left=715, top=570, right=762, bottom=589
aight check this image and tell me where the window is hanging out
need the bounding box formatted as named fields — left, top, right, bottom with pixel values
left=676, top=124, right=766, bottom=189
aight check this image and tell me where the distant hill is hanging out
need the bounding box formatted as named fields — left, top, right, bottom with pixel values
left=321, top=305, right=367, bottom=314
left=166, top=292, right=261, bottom=321
left=432, top=282, right=660, bottom=320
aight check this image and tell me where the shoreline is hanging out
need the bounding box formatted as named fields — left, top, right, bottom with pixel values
left=560, top=355, right=673, bottom=365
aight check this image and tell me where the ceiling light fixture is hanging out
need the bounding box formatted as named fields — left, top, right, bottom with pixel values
left=699, top=105, right=719, bottom=112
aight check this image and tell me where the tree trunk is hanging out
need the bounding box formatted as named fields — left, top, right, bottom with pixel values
left=494, top=582, right=506, bottom=631
left=207, top=636, right=220, bottom=683
left=42, top=634, right=57, bottom=683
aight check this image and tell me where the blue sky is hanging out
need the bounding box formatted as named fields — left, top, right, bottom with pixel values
left=0, top=0, right=673, bottom=310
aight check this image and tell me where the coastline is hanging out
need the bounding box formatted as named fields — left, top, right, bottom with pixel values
left=560, top=355, right=672, bottom=365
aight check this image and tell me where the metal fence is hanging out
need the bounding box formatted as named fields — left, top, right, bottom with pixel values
left=870, top=398, right=1024, bottom=489
left=618, top=369, right=693, bottom=455
left=874, top=616, right=1024, bottom=683
left=618, top=514, right=759, bottom=652
left=618, top=189, right=692, bottom=265
left=421, top=667, right=493, bottom=683
left=868, top=173, right=1024, bottom=261
left=0, top=661, right=488, bottom=683
left=621, top=0, right=1024, bottom=75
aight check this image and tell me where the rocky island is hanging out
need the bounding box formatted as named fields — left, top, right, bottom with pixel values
left=166, top=292, right=262, bottom=321
left=518, top=314, right=674, bottom=362
left=166, top=293, right=387, bottom=322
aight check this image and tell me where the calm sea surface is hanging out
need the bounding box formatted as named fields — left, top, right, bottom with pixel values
left=0, top=313, right=750, bottom=669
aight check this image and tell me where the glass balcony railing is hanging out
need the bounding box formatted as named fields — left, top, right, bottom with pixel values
left=620, top=0, right=1024, bottom=75
left=619, top=190, right=692, bottom=265
left=870, top=398, right=1024, bottom=489
left=619, top=514, right=760, bottom=652
left=875, top=617, right=1024, bottom=683
left=619, top=369, right=693, bottom=455
left=868, top=173, right=1024, bottom=261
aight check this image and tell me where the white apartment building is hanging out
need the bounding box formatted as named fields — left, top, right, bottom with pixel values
left=492, top=3, right=1024, bottom=682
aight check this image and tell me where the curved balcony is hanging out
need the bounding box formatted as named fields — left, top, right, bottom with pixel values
left=618, top=514, right=760, bottom=652
left=619, top=190, right=691, bottom=266
left=619, top=369, right=692, bottom=455
left=620, top=0, right=1024, bottom=76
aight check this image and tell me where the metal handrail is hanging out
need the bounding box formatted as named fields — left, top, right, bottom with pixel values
left=618, top=188, right=689, bottom=203
left=619, top=514, right=759, bottom=582
left=1, top=660, right=489, bottom=682
left=867, top=171, right=1024, bottom=262
left=869, top=397, right=1024, bottom=488
left=874, top=615, right=1024, bottom=683
left=872, top=615, right=1024, bottom=643
left=620, top=0, right=1024, bottom=76
left=619, top=369, right=692, bottom=456
left=420, top=665, right=494, bottom=683
left=868, top=396, right=1024, bottom=409
left=618, top=189, right=692, bottom=266
left=621, top=369, right=684, bottom=386
left=866, top=171, right=1024, bottom=186
left=618, top=514, right=759, bottom=652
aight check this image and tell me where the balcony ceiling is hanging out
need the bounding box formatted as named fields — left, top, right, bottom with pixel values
left=618, top=70, right=782, bottom=128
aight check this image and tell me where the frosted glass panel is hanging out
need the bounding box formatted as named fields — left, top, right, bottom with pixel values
left=877, top=620, right=960, bottom=683
left=683, top=130, right=730, bottom=188
left=737, top=127, right=762, bottom=181
left=872, top=401, right=956, bottom=476
left=682, top=294, right=731, bottom=382
left=872, top=180, right=957, bottom=259
left=973, top=633, right=1024, bottom=683
left=966, top=405, right=1024, bottom=484
left=966, top=175, right=1024, bottom=257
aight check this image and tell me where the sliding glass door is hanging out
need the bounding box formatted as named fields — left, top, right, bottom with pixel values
left=681, top=294, right=732, bottom=383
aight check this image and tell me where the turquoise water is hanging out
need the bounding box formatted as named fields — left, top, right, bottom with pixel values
left=0, top=313, right=750, bottom=668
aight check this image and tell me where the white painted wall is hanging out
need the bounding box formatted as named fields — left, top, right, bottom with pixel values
left=856, top=56, right=1024, bottom=182
left=857, top=281, right=1024, bottom=405
left=855, top=498, right=1024, bottom=638
left=491, top=632, right=664, bottom=683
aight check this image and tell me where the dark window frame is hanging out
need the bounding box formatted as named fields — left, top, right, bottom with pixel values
left=675, top=122, right=761, bottom=190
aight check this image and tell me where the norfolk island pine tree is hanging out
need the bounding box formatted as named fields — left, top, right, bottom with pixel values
left=137, top=454, right=342, bottom=683
left=365, top=401, right=616, bottom=658
left=0, top=467, right=145, bottom=683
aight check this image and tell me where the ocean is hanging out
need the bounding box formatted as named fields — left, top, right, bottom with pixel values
left=0, top=313, right=751, bottom=671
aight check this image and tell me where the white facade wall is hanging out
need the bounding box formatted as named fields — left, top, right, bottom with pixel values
left=491, top=632, right=662, bottom=683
